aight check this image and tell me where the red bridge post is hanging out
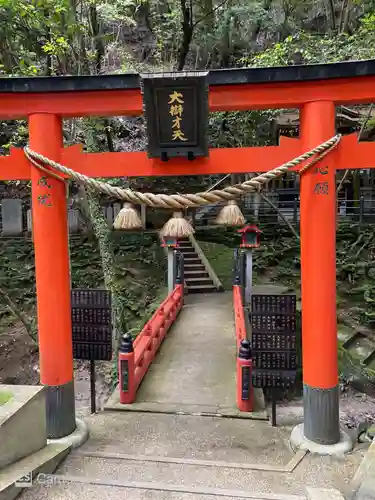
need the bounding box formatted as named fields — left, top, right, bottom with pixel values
left=237, top=339, right=253, bottom=412
left=118, top=334, right=136, bottom=404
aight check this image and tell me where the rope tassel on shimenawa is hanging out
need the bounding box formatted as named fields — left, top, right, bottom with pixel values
left=160, top=212, right=195, bottom=238
left=113, top=203, right=143, bottom=230
left=215, top=200, right=245, bottom=226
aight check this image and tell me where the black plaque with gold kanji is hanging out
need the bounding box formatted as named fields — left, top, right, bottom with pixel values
left=250, top=294, right=297, bottom=389
left=141, top=71, right=209, bottom=160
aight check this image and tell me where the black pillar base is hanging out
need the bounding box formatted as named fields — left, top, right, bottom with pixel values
left=303, top=383, right=340, bottom=445
left=46, top=380, right=76, bottom=439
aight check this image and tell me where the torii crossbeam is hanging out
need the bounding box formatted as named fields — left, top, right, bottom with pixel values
left=1, top=60, right=375, bottom=448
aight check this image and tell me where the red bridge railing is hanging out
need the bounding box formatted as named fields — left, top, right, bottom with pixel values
left=118, top=284, right=184, bottom=404
left=233, top=285, right=253, bottom=412
left=233, top=285, right=246, bottom=349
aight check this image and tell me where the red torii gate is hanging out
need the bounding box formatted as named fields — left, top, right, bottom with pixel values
left=1, top=60, right=375, bottom=446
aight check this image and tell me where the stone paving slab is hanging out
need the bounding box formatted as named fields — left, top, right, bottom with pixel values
left=79, top=412, right=294, bottom=464
left=73, top=412, right=361, bottom=495
left=18, top=411, right=364, bottom=500
left=349, top=439, right=375, bottom=500
left=105, top=399, right=268, bottom=420
left=20, top=481, right=305, bottom=500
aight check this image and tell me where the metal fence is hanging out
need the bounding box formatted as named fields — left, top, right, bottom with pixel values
left=0, top=195, right=374, bottom=237
left=195, top=196, right=375, bottom=226
left=0, top=198, right=124, bottom=237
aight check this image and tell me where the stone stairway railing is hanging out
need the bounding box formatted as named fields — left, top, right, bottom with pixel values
left=187, top=233, right=224, bottom=292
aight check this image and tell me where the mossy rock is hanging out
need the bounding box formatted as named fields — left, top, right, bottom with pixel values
left=0, top=389, right=13, bottom=406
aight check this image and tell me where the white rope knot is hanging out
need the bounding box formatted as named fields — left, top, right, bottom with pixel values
left=24, top=134, right=341, bottom=209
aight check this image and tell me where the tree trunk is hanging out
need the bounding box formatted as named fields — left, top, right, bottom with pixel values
left=252, top=0, right=273, bottom=42
left=326, top=0, right=336, bottom=32
left=80, top=1, right=124, bottom=341
left=177, top=0, right=194, bottom=70
left=201, top=0, right=214, bottom=32
left=89, top=3, right=105, bottom=74
left=68, top=0, right=89, bottom=75
left=339, top=0, right=351, bottom=34
left=44, top=9, right=52, bottom=76
left=85, top=191, right=124, bottom=343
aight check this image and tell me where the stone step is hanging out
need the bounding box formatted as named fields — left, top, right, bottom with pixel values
left=0, top=442, right=70, bottom=500
left=18, top=478, right=307, bottom=500
left=184, top=263, right=206, bottom=270
left=187, top=284, right=218, bottom=293
left=17, top=411, right=347, bottom=500
left=184, top=270, right=210, bottom=279
left=186, top=277, right=214, bottom=286
left=178, top=241, right=194, bottom=250
left=29, top=451, right=306, bottom=500
left=179, top=247, right=196, bottom=254
left=0, top=385, right=47, bottom=470
left=183, top=257, right=201, bottom=264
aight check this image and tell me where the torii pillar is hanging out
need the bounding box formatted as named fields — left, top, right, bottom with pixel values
left=297, top=101, right=341, bottom=446
left=29, top=114, right=76, bottom=438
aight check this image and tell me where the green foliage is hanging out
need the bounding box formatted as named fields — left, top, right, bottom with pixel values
left=198, top=240, right=234, bottom=289
left=0, top=233, right=166, bottom=339
left=208, top=110, right=278, bottom=148
left=198, top=222, right=375, bottom=393
left=243, top=13, right=375, bottom=68
left=197, top=222, right=375, bottom=331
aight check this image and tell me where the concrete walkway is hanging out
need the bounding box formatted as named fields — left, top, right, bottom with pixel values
left=107, top=292, right=256, bottom=416
left=19, top=410, right=361, bottom=500
left=18, top=289, right=365, bottom=500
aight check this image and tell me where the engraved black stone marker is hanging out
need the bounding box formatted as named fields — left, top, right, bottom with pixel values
left=71, top=288, right=113, bottom=414
left=250, top=294, right=298, bottom=425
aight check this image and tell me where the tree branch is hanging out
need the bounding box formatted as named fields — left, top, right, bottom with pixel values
left=259, top=192, right=300, bottom=241
left=192, top=0, right=230, bottom=29
left=0, top=287, right=37, bottom=344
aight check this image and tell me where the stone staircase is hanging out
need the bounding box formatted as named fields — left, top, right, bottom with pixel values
left=0, top=386, right=70, bottom=500
left=177, top=237, right=222, bottom=294
left=17, top=411, right=347, bottom=500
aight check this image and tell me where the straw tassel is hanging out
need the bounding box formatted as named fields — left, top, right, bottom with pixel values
left=160, top=211, right=195, bottom=238
left=113, top=203, right=143, bottom=230
left=215, top=200, right=245, bottom=226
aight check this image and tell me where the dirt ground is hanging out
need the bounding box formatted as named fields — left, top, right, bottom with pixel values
left=1, top=321, right=375, bottom=427
left=0, top=323, right=113, bottom=415
left=0, top=323, right=39, bottom=385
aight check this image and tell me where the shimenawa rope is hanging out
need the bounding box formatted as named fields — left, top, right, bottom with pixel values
left=24, top=134, right=341, bottom=209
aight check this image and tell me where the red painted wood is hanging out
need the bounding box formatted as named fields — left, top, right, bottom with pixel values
left=2, top=134, right=374, bottom=182
left=1, top=75, right=375, bottom=119
left=300, top=101, right=338, bottom=390
left=233, top=285, right=253, bottom=413
left=29, top=114, right=73, bottom=387
left=118, top=285, right=183, bottom=404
